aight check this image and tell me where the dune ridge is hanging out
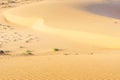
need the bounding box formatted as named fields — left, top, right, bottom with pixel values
left=1, top=0, right=120, bottom=80
left=32, top=19, right=120, bottom=49
left=3, top=0, right=120, bottom=49
left=4, top=11, right=38, bottom=27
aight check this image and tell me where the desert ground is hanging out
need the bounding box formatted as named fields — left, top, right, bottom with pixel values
left=0, top=0, right=120, bottom=80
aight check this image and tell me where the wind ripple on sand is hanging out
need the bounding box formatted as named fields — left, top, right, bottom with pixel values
left=0, top=55, right=120, bottom=80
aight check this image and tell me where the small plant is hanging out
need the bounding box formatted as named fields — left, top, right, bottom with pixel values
left=0, top=50, right=11, bottom=55
left=4, top=50, right=11, bottom=53
left=0, top=50, right=4, bottom=55
left=23, top=50, right=33, bottom=55
left=26, top=50, right=33, bottom=55
left=54, top=48, right=60, bottom=52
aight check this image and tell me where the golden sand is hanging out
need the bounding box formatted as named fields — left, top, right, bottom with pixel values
left=0, top=0, right=120, bottom=80
left=4, top=0, right=120, bottom=49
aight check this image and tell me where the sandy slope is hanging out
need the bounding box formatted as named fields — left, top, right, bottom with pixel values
left=0, top=54, right=120, bottom=80
left=4, top=0, right=120, bottom=49
left=1, top=0, right=120, bottom=80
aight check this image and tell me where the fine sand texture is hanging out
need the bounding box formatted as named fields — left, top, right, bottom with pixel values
left=1, top=0, right=120, bottom=80
left=0, top=54, right=120, bottom=80
left=4, top=0, right=120, bottom=49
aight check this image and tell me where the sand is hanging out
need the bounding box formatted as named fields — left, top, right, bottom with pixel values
left=0, top=54, right=120, bottom=80
left=0, top=0, right=120, bottom=80
left=3, top=0, right=120, bottom=49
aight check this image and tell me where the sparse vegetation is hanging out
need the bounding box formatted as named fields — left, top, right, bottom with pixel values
left=23, top=50, right=33, bottom=55
left=0, top=50, right=11, bottom=55
left=4, top=50, right=11, bottom=53
left=54, top=48, right=60, bottom=51
left=0, top=50, right=4, bottom=55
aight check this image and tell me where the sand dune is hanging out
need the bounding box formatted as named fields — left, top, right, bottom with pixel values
left=0, top=54, right=120, bottom=80
left=1, top=0, right=120, bottom=80
left=3, top=0, right=120, bottom=49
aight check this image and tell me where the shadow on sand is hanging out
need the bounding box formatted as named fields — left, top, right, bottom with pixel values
left=81, top=0, right=120, bottom=19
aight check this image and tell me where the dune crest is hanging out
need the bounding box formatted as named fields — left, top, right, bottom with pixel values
left=3, top=0, right=120, bottom=49
left=2, top=0, right=120, bottom=80
left=4, top=11, right=37, bottom=26
left=32, top=19, right=120, bottom=49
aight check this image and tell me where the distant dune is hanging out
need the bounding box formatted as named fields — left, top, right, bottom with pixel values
left=4, top=0, right=120, bottom=49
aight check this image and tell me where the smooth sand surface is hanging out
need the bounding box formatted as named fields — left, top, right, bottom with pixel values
left=1, top=0, right=120, bottom=80
left=0, top=54, right=120, bottom=80
left=4, top=0, right=120, bottom=49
